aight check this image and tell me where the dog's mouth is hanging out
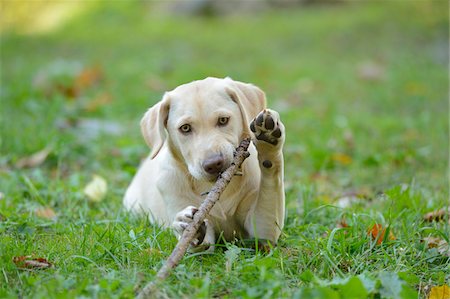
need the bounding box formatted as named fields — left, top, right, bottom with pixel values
left=205, top=172, right=222, bottom=182
left=203, top=166, right=229, bottom=181
left=187, top=162, right=228, bottom=182
left=200, top=153, right=230, bottom=179
left=189, top=148, right=235, bottom=182
left=202, top=161, right=233, bottom=182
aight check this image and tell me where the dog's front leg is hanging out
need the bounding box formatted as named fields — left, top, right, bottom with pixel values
left=246, top=109, right=285, bottom=245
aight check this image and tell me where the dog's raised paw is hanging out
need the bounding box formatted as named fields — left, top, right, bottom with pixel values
left=250, top=109, right=284, bottom=146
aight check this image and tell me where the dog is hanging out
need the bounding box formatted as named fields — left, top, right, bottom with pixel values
left=123, top=77, right=285, bottom=250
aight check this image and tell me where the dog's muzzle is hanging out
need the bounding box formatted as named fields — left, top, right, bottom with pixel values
left=202, top=154, right=226, bottom=176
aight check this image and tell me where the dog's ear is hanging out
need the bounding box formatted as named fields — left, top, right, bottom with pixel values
left=225, top=78, right=266, bottom=137
left=140, top=93, right=170, bottom=159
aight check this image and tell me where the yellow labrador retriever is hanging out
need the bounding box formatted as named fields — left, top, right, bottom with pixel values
left=124, top=77, right=285, bottom=250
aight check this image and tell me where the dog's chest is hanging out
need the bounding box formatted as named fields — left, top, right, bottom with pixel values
left=191, top=176, right=246, bottom=219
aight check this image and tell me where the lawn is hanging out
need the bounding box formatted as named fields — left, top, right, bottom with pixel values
left=1, top=1, right=449, bottom=298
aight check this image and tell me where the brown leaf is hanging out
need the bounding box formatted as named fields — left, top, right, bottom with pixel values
left=436, top=242, right=449, bottom=257
left=13, top=256, right=53, bottom=269
left=368, top=223, right=396, bottom=245
left=337, top=219, right=349, bottom=229
left=16, top=147, right=52, bottom=169
left=35, top=207, right=57, bottom=220
left=404, top=82, right=426, bottom=96
left=336, top=219, right=350, bottom=235
left=57, top=84, right=78, bottom=98
left=424, top=207, right=450, bottom=223
left=75, top=66, right=102, bottom=92
left=35, top=64, right=103, bottom=98
left=12, top=256, right=29, bottom=263
left=32, top=60, right=83, bottom=98
left=423, top=237, right=450, bottom=257
left=428, top=285, right=450, bottom=299
left=331, top=153, right=352, bottom=166
left=423, top=236, right=442, bottom=248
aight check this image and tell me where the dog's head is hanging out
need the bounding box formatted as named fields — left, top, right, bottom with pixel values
left=140, top=77, right=266, bottom=181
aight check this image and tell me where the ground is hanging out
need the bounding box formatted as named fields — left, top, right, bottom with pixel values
left=1, top=1, right=449, bottom=298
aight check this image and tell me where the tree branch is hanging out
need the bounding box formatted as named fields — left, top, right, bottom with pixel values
left=136, top=137, right=251, bottom=299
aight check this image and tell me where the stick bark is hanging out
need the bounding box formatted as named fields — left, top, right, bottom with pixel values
left=136, top=137, right=251, bottom=299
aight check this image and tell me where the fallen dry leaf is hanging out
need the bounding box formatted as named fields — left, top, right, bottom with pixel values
left=32, top=60, right=82, bottom=98
left=368, top=223, right=396, bottom=245
left=337, top=219, right=349, bottom=229
left=336, top=219, right=350, bottom=235
left=75, top=65, right=102, bottom=92
left=13, top=256, right=53, bottom=269
left=424, top=207, right=450, bottom=224
left=436, top=241, right=449, bottom=257
left=423, top=237, right=450, bottom=257
left=57, top=84, right=78, bottom=98
left=33, top=61, right=102, bottom=98
left=16, top=147, right=52, bottom=169
left=84, top=174, right=107, bottom=202
left=331, top=153, right=352, bottom=166
left=404, top=82, right=426, bottom=96
left=428, top=285, right=450, bottom=299
left=60, top=66, right=102, bottom=98
left=35, top=207, right=57, bottom=220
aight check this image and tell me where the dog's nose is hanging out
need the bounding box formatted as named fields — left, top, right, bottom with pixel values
left=202, top=154, right=225, bottom=175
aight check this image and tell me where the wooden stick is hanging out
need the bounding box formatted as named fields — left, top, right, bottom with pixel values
left=136, top=138, right=251, bottom=299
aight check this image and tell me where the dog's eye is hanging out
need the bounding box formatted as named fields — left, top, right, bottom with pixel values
left=179, top=124, right=191, bottom=133
left=218, top=117, right=229, bottom=126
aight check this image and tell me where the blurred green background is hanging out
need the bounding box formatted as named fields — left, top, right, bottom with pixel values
left=2, top=0, right=447, bottom=188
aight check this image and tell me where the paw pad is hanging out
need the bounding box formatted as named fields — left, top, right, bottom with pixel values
left=250, top=110, right=283, bottom=146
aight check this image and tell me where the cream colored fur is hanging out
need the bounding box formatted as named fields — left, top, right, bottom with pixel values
left=123, top=77, right=285, bottom=249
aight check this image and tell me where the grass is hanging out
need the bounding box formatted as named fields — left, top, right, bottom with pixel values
left=1, top=1, right=449, bottom=298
